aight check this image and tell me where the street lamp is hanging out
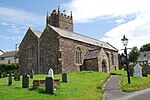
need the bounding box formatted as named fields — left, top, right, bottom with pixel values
left=121, top=35, right=131, bottom=84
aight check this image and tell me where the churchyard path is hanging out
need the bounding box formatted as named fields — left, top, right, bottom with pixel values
left=104, top=75, right=150, bottom=100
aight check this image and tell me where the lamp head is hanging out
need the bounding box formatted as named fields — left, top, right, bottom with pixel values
left=121, top=35, right=128, bottom=47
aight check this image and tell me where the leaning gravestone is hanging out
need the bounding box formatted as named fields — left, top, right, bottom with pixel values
left=14, top=70, right=17, bottom=80
left=62, top=73, right=67, bottom=83
left=14, top=70, right=20, bottom=81
left=3, top=71, right=7, bottom=78
left=45, top=68, right=54, bottom=94
left=30, top=70, right=34, bottom=78
left=0, top=70, right=2, bottom=78
left=133, top=64, right=143, bottom=78
left=8, top=74, right=12, bottom=86
left=22, top=75, right=29, bottom=88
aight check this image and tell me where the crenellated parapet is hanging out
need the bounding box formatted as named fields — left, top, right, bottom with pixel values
left=46, top=6, right=73, bottom=32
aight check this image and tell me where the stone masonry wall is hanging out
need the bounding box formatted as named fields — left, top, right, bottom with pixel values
left=40, top=26, right=60, bottom=74
left=19, top=29, right=39, bottom=74
left=103, top=48, right=119, bottom=71
left=60, top=37, right=99, bottom=73
left=83, top=58, right=99, bottom=71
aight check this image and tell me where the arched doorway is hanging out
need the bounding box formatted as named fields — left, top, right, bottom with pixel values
left=102, top=60, right=107, bottom=72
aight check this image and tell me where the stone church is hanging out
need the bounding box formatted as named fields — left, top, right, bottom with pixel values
left=19, top=7, right=119, bottom=74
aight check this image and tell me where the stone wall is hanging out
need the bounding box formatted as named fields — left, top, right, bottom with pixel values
left=60, top=37, right=98, bottom=73
left=83, top=58, right=99, bottom=71
left=103, top=48, right=119, bottom=71
left=19, top=27, right=119, bottom=74
left=40, top=26, right=60, bottom=74
left=19, top=28, right=39, bottom=74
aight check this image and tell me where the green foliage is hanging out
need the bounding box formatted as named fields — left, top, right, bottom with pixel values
left=128, top=46, right=140, bottom=63
left=0, top=71, right=109, bottom=100
left=0, top=64, right=19, bottom=72
left=110, top=70, right=150, bottom=92
left=140, top=43, right=150, bottom=51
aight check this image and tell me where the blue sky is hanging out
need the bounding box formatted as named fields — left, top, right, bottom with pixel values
left=0, top=0, right=150, bottom=52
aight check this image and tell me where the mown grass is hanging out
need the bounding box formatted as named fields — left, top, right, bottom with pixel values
left=110, top=70, right=150, bottom=92
left=0, top=71, right=109, bottom=100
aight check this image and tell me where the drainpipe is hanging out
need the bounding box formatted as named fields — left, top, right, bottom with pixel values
left=38, top=38, right=40, bottom=74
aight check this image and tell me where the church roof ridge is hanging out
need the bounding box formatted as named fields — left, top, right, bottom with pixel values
left=29, top=28, right=42, bottom=38
left=48, top=25, right=118, bottom=51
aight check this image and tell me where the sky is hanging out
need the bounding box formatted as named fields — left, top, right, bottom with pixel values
left=0, top=0, right=150, bottom=53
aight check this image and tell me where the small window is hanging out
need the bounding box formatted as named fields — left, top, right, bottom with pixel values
left=0, top=57, right=5, bottom=60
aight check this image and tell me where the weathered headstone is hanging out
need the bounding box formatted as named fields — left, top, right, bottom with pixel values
left=3, top=71, right=7, bottom=78
left=0, top=70, right=2, bottom=78
left=8, top=74, right=12, bottom=86
left=22, top=75, right=29, bottom=88
left=48, top=68, right=54, bottom=79
left=45, top=68, right=54, bottom=94
left=30, top=70, right=34, bottom=78
left=45, top=77, right=54, bottom=94
left=62, top=73, right=67, bottom=83
left=133, top=64, right=143, bottom=78
left=14, top=70, right=20, bottom=81
left=142, top=67, right=148, bottom=77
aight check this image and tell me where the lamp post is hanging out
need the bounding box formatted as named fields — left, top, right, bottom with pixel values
left=121, top=35, right=131, bottom=84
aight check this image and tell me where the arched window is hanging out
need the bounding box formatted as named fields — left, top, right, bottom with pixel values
left=75, top=47, right=82, bottom=64
left=28, top=45, right=34, bottom=58
left=111, top=53, right=114, bottom=65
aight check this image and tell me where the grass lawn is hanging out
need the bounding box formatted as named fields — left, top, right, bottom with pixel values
left=0, top=71, right=109, bottom=100
left=110, top=70, right=150, bottom=92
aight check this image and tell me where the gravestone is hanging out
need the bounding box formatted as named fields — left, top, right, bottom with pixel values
left=48, top=68, right=54, bottom=79
left=14, top=70, right=17, bottom=80
left=14, top=70, right=20, bottom=81
left=22, top=75, right=29, bottom=88
left=8, top=74, right=12, bottom=86
left=0, top=70, right=2, bottom=78
left=62, top=73, right=67, bottom=83
left=45, top=77, right=54, bottom=94
left=3, top=71, right=7, bottom=78
left=30, top=70, right=34, bottom=78
left=45, top=68, right=54, bottom=94
left=133, top=64, right=143, bottom=78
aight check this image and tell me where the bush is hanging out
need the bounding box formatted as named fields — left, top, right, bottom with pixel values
left=0, top=64, right=19, bottom=72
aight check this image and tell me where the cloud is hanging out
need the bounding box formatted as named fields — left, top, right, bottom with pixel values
left=0, top=22, right=10, bottom=26
left=65, top=0, right=150, bottom=52
left=0, top=6, right=45, bottom=41
left=0, top=6, right=45, bottom=26
left=0, top=35, right=21, bottom=40
left=64, top=0, right=149, bottom=22
left=101, top=10, right=150, bottom=52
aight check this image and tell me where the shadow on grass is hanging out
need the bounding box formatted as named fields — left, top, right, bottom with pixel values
left=29, top=87, right=46, bottom=94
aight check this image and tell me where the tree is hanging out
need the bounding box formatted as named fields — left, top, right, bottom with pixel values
left=140, top=43, right=150, bottom=51
left=128, top=46, right=140, bottom=63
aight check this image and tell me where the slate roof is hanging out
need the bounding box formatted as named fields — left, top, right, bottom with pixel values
left=30, top=28, right=42, bottom=38
left=137, top=51, right=150, bottom=61
left=84, top=49, right=100, bottom=60
left=49, top=25, right=118, bottom=51
left=0, top=51, right=16, bottom=57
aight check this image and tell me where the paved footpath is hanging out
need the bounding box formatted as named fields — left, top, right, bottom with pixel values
left=104, top=75, right=150, bottom=100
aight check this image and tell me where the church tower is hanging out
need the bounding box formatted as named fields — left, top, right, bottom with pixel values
left=46, top=6, right=73, bottom=32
